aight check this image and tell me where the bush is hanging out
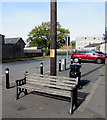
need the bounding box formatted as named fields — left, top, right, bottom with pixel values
left=43, top=48, right=50, bottom=56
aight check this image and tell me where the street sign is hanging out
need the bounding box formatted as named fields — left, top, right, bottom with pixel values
left=50, top=49, right=55, bottom=58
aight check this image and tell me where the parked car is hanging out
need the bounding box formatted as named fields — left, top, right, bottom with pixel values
left=91, top=50, right=107, bottom=57
left=71, top=50, right=106, bottom=64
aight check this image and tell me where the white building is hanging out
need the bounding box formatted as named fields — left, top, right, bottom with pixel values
left=76, top=37, right=104, bottom=50
left=100, top=41, right=107, bottom=53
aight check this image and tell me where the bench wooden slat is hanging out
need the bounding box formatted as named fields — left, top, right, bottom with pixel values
left=18, top=85, right=71, bottom=97
left=27, top=73, right=77, bottom=81
left=26, top=77, right=77, bottom=86
left=26, top=75, right=77, bottom=84
left=24, top=81, right=75, bottom=91
left=26, top=76, right=77, bottom=84
left=25, top=80, right=76, bottom=90
left=26, top=76, right=77, bottom=90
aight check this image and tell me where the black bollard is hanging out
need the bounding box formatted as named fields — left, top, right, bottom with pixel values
left=79, top=58, right=81, bottom=64
left=5, top=68, right=10, bottom=89
left=25, top=71, right=28, bottom=79
left=71, top=59, right=73, bottom=64
left=64, top=59, right=66, bottom=70
left=40, top=63, right=43, bottom=75
left=59, top=60, right=61, bottom=72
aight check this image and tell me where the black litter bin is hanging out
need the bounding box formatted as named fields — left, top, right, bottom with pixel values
left=69, top=63, right=81, bottom=87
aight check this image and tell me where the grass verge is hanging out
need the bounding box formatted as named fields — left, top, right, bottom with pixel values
left=2, top=56, right=50, bottom=63
left=99, top=74, right=105, bottom=76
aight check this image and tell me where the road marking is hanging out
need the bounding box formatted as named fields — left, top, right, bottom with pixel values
left=78, top=76, right=103, bottom=112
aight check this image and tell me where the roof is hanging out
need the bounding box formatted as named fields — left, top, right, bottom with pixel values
left=84, top=43, right=101, bottom=48
left=101, top=41, right=107, bottom=44
left=76, top=50, right=92, bottom=52
left=5, top=37, right=25, bottom=44
left=0, top=34, right=5, bottom=37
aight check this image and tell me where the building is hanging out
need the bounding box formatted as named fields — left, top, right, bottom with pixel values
left=24, top=47, right=43, bottom=57
left=0, top=34, right=5, bottom=60
left=76, top=37, right=104, bottom=50
left=2, top=36, right=26, bottom=60
left=100, top=41, right=107, bottom=52
left=5, top=37, right=26, bottom=48
left=84, top=43, right=101, bottom=51
left=57, top=45, right=72, bottom=55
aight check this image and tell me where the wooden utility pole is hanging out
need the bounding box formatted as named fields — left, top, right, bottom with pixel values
left=50, top=0, right=57, bottom=76
left=105, top=27, right=107, bottom=53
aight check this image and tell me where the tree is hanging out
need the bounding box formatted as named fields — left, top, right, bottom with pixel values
left=28, top=22, right=70, bottom=49
left=71, top=41, right=76, bottom=48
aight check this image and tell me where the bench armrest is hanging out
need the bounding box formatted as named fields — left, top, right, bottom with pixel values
left=16, top=78, right=26, bottom=86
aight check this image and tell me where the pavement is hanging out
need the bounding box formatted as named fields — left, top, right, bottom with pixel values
left=1, top=62, right=106, bottom=119
left=58, top=64, right=105, bottom=119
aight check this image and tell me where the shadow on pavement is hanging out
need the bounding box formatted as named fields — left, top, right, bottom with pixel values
left=81, top=64, right=104, bottom=77
left=15, top=89, right=89, bottom=114
left=73, top=91, right=89, bottom=113
left=31, top=90, right=89, bottom=114
left=79, top=79, right=90, bottom=87
left=31, top=91, right=71, bottom=102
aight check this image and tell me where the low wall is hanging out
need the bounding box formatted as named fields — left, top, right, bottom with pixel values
left=24, top=48, right=43, bottom=58
left=2, top=45, right=43, bottom=60
left=24, top=52, right=43, bottom=58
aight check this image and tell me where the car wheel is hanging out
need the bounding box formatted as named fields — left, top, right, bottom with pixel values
left=96, top=58, right=102, bottom=64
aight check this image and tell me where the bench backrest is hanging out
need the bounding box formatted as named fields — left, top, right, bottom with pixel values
left=25, top=73, right=78, bottom=91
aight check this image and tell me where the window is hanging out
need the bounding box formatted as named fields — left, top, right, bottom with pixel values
left=85, top=51, right=92, bottom=54
left=77, top=51, right=86, bottom=54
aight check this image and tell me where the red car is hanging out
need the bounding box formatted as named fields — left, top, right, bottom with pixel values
left=71, top=50, right=106, bottom=64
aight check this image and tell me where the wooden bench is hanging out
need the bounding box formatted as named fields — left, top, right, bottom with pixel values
left=16, top=72, right=79, bottom=114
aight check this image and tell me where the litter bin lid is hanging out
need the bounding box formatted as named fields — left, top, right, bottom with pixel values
left=70, top=63, right=81, bottom=67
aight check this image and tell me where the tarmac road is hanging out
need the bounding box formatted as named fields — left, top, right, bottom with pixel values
left=2, top=55, right=70, bottom=84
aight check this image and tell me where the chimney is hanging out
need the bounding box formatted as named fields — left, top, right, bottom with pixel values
left=0, top=34, right=5, bottom=44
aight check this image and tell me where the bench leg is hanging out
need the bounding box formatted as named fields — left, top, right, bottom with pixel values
left=74, top=87, right=78, bottom=107
left=69, top=87, right=78, bottom=114
left=25, top=89, right=27, bottom=95
left=16, top=87, right=28, bottom=100
left=16, top=87, right=19, bottom=100
left=69, top=90, right=73, bottom=114
left=16, top=87, right=21, bottom=100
